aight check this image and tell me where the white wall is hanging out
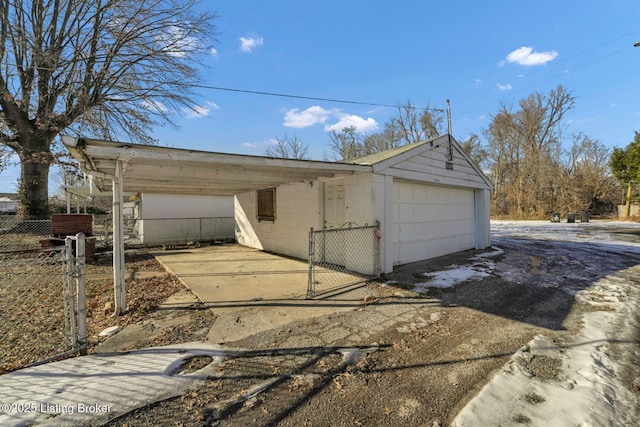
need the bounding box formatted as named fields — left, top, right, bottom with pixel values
left=139, top=193, right=233, bottom=219
left=342, top=173, right=382, bottom=275
left=475, top=189, right=491, bottom=249
left=235, top=182, right=322, bottom=260
left=138, top=193, right=235, bottom=245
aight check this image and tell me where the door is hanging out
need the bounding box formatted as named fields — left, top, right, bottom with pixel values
left=323, top=180, right=345, bottom=265
left=393, top=180, right=475, bottom=265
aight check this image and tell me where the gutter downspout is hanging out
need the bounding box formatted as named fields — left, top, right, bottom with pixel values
left=446, top=99, right=453, bottom=161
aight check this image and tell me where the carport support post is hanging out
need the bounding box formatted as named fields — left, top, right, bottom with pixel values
left=112, top=160, right=126, bottom=315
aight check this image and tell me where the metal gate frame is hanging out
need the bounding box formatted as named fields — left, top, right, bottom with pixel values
left=64, top=233, right=88, bottom=358
left=307, top=222, right=380, bottom=298
left=32, top=233, right=88, bottom=366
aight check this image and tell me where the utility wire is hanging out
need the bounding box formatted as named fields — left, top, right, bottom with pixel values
left=0, top=62, right=445, bottom=112
left=187, top=84, right=445, bottom=111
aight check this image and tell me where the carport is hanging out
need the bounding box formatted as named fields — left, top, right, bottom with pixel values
left=62, top=136, right=370, bottom=315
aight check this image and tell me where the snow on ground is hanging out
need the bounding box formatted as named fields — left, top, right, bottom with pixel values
left=416, top=220, right=640, bottom=292
left=442, top=220, right=640, bottom=427
left=413, top=250, right=499, bottom=291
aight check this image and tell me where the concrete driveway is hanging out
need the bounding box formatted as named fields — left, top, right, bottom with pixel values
left=154, top=244, right=378, bottom=343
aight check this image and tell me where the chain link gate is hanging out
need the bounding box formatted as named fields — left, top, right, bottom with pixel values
left=0, top=229, right=87, bottom=372
left=307, top=222, right=381, bottom=298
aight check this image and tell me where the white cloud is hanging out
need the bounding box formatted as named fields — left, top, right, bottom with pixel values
left=210, top=48, right=218, bottom=57
left=324, top=115, right=378, bottom=133
left=475, top=78, right=482, bottom=85
left=142, top=99, right=170, bottom=113
left=496, top=83, right=513, bottom=91
left=284, top=106, right=336, bottom=128
left=503, top=46, right=558, bottom=66
left=283, top=106, right=378, bottom=133
left=182, top=101, right=219, bottom=119
left=242, top=142, right=259, bottom=148
left=157, top=25, right=199, bottom=58
left=239, top=34, right=264, bottom=52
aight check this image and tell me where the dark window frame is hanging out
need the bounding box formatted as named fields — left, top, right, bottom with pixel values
left=257, top=187, right=276, bottom=222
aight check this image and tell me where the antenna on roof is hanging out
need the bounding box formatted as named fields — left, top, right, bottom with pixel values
left=446, top=99, right=453, bottom=161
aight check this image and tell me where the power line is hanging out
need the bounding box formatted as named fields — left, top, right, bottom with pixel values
left=0, top=63, right=446, bottom=112
left=188, top=84, right=446, bottom=111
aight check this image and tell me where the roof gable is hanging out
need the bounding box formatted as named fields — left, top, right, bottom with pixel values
left=350, top=134, right=492, bottom=190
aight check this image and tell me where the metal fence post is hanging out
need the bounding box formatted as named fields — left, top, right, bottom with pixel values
left=375, top=220, right=381, bottom=276
left=65, top=237, right=77, bottom=349
left=307, top=227, right=315, bottom=299
left=75, top=233, right=87, bottom=355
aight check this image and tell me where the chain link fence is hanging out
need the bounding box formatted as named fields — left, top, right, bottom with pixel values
left=307, top=222, right=381, bottom=298
left=0, top=218, right=52, bottom=252
left=93, top=213, right=140, bottom=249
left=0, top=224, right=87, bottom=372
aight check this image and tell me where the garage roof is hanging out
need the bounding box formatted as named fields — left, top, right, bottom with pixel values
left=62, top=136, right=371, bottom=195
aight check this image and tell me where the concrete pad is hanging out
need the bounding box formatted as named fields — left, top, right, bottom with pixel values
left=206, top=286, right=377, bottom=343
left=155, top=245, right=310, bottom=303
left=0, top=343, right=234, bottom=427
left=154, top=244, right=380, bottom=343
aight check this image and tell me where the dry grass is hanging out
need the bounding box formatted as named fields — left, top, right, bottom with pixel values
left=0, top=251, right=184, bottom=374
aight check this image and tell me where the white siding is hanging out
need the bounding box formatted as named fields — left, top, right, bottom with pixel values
left=139, top=218, right=235, bottom=245
left=235, top=181, right=322, bottom=260
left=333, top=173, right=381, bottom=275
left=344, top=173, right=376, bottom=225
left=139, top=193, right=233, bottom=219
left=383, top=142, right=490, bottom=190
left=138, top=193, right=235, bottom=245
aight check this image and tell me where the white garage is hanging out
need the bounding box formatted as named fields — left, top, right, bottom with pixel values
left=233, top=135, right=492, bottom=275
left=346, top=134, right=493, bottom=272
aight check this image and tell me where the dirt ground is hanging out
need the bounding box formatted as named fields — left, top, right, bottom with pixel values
left=94, top=223, right=639, bottom=427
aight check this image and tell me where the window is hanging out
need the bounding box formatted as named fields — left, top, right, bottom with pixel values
left=257, top=188, right=276, bottom=221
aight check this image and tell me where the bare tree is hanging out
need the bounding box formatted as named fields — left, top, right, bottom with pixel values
left=560, top=134, right=617, bottom=213
left=264, top=134, right=309, bottom=159
left=363, top=121, right=404, bottom=153
left=484, top=86, right=575, bottom=218
left=459, top=133, right=488, bottom=169
left=0, top=146, right=12, bottom=174
left=391, top=100, right=445, bottom=144
left=324, top=126, right=365, bottom=161
left=325, top=100, right=444, bottom=161
left=0, top=0, right=217, bottom=218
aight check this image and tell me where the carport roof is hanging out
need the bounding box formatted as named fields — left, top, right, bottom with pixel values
left=61, top=136, right=371, bottom=195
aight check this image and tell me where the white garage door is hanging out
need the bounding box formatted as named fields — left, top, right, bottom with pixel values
left=393, top=180, right=475, bottom=265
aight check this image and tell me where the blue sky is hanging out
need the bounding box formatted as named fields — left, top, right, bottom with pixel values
left=1, top=0, right=640, bottom=194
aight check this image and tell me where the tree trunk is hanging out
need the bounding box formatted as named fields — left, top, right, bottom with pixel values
left=18, top=151, right=51, bottom=219
left=625, top=182, right=632, bottom=218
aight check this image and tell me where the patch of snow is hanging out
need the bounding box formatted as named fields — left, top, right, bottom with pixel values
left=413, top=249, right=498, bottom=292
left=416, top=265, right=490, bottom=290
left=451, top=221, right=640, bottom=427
left=99, top=326, right=121, bottom=336
left=453, top=309, right=638, bottom=427
left=338, top=343, right=380, bottom=366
